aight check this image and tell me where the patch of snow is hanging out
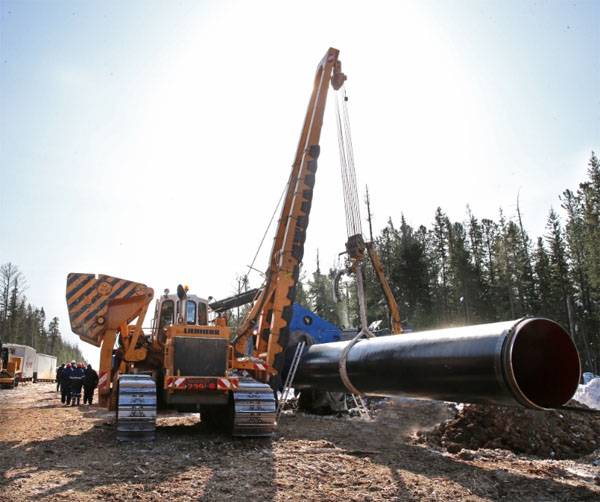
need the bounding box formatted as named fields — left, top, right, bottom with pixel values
left=582, top=372, right=598, bottom=385
left=573, top=377, right=600, bottom=410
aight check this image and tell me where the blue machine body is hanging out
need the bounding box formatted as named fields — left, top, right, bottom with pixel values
left=289, top=304, right=342, bottom=344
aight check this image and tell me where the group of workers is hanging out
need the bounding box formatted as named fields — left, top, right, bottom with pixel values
left=56, top=362, right=99, bottom=406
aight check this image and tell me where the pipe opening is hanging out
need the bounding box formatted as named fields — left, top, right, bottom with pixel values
left=509, top=318, right=581, bottom=408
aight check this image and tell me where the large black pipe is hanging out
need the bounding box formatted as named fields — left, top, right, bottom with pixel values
left=294, top=318, right=581, bottom=410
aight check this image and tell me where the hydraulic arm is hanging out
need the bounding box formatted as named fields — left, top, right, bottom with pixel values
left=234, top=48, right=346, bottom=381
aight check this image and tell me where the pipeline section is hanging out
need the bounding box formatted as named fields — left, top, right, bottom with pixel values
left=293, top=318, right=581, bottom=410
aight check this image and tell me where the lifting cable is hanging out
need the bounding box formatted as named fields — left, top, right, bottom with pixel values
left=334, top=86, right=375, bottom=405
left=245, top=181, right=289, bottom=285
left=335, top=88, right=363, bottom=237
left=232, top=181, right=289, bottom=348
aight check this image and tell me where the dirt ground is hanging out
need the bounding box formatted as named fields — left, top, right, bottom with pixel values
left=1, top=384, right=599, bottom=501
left=422, top=402, right=600, bottom=460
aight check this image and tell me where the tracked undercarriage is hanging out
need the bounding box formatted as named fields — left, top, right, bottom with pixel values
left=116, top=374, right=157, bottom=441
left=116, top=375, right=276, bottom=440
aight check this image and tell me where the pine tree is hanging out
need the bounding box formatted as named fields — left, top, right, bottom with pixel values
left=561, top=188, right=596, bottom=370
left=38, top=308, right=48, bottom=353
left=533, top=237, right=553, bottom=316
left=0, top=263, right=21, bottom=340
left=306, top=252, right=338, bottom=324
left=362, top=258, right=387, bottom=328
left=396, top=217, right=432, bottom=327
left=430, top=208, right=451, bottom=323
left=23, top=304, right=35, bottom=348
left=515, top=199, right=537, bottom=314
left=495, top=210, right=518, bottom=319
left=559, top=152, right=600, bottom=373
left=447, top=221, right=478, bottom=324
left=0, top=262, right=84, bottom=362
left=48, top=317, right=60, bottom=354
left=467, top=210, right=494, bottom=321
left=545, top=208, right=573, bottom=331
left=581, top=153, right=600, bottom=301
left=481, top=218, right=500, bottom=320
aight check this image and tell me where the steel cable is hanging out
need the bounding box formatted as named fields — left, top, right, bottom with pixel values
left=335, top=88, right=362, bottom=238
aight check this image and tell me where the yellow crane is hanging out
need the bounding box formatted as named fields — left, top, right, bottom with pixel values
left=66, top=48, right=346, bottom=440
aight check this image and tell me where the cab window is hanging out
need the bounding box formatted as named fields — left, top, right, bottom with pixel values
left=198, top=302, right=208, bottom=325
left=158, top=300, right=174, bottom=332
left=186, top=301, right=197, bottom=324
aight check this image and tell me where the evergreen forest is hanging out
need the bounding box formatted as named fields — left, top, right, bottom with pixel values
left=2, top=154, right=598, bottom=374
left=298, top=153, right=600, bottom=375
left=0, top=263, right=84, bottom=363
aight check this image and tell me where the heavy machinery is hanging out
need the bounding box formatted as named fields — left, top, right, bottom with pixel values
left=0, top=341, right=22, bottom=388
left=66, top=47, right=347, bottom=440
left=0, top=342, right=57, bottom=387
left=333, top=230, right=403, bottom=336
left=66, top=277, right=279, bottom=439
left=66, top=47, right=583, bottom=441
left=0, top=342, right=36, bottom=388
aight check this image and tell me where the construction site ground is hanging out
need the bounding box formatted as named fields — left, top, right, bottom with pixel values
left=1, top=383, right=599, bottom=501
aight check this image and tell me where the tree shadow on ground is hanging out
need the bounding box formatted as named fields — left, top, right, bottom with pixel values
left=0, top=408, right=276, bottom=501
left=278, top=406, right=600, bottom=501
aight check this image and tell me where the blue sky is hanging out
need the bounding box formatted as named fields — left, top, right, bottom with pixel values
left=1, top=0, right=598, bottom=362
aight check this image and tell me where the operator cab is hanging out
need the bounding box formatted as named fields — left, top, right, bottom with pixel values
left=152, top=288, right=211, bottom=342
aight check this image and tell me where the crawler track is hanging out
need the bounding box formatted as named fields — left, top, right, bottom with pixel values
left=232, top=378, right=277, bottom=437
left=116, top=374, right=157, bottom=441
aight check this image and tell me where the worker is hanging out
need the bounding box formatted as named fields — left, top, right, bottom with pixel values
left=69, top=363, right=85, bottom=406
left=60, top=363, right=72, bottom=404
left=56, top=363, right=65, bottom=392
left=65, top=359, right=78, bottom=405
left=83, top=364, right=99, bottom=405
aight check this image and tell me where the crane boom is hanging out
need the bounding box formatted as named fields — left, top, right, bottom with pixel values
left=366, top=242, right=402, bottom=334
left=235, top=48, right=346, bottom=378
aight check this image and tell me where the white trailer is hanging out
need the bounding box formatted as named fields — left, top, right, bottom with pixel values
left=34, top=353, right=57, bottom=382
left=3, top=343, right=37, bottom=381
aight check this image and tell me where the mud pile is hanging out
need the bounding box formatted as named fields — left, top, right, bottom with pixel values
left=422, top=403, right=600, bottom=459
